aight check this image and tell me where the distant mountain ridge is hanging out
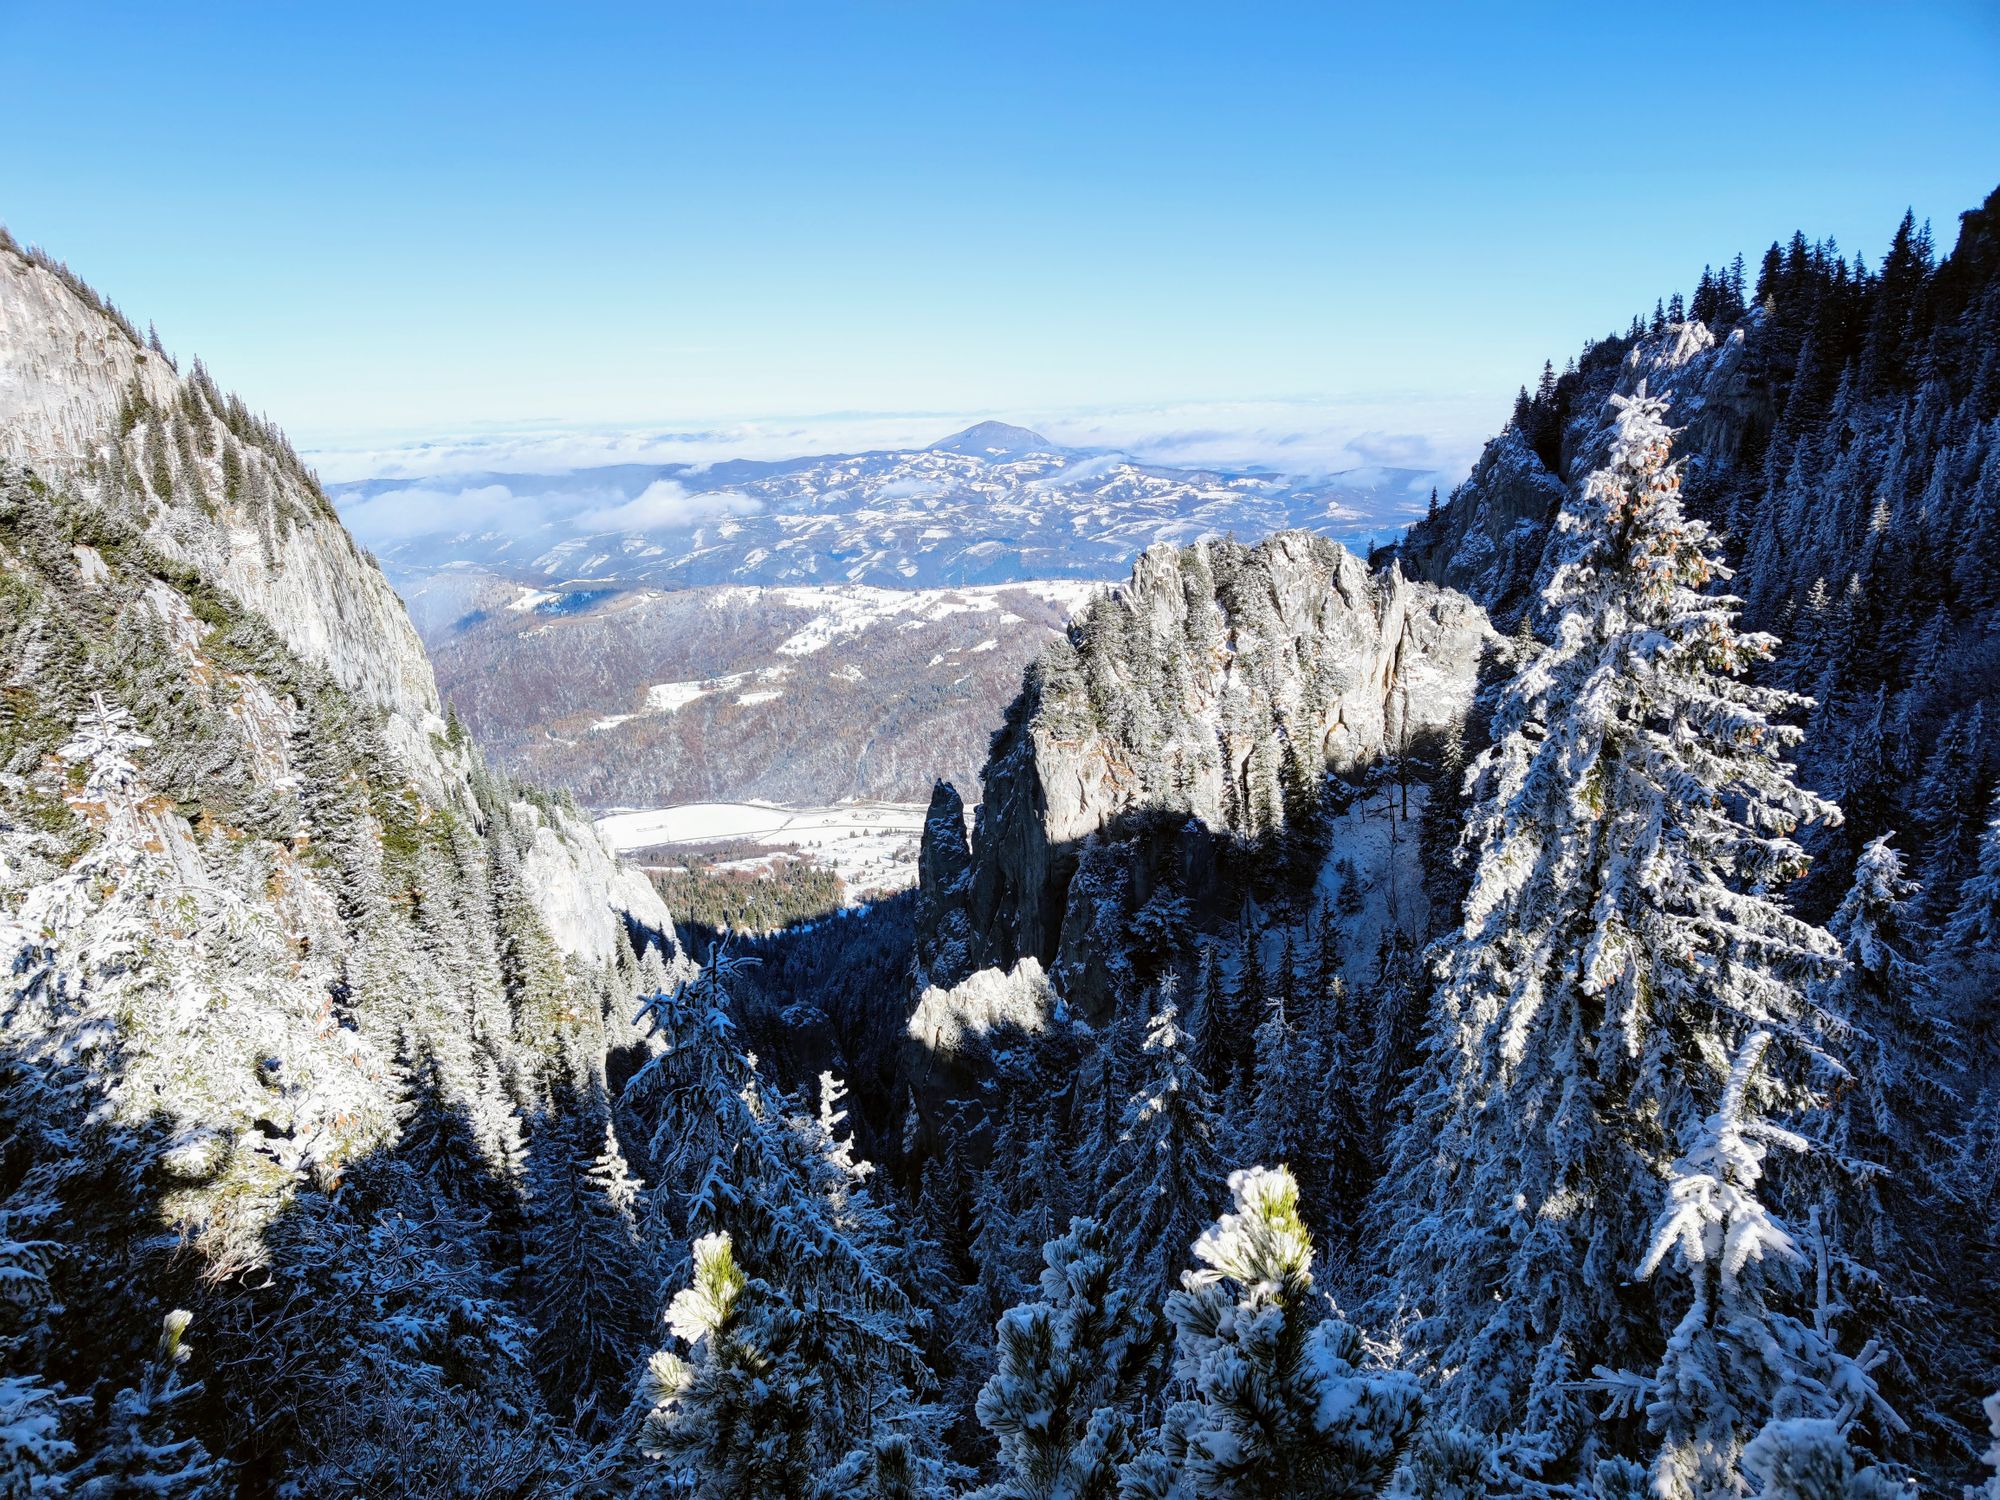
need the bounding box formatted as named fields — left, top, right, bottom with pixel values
left=329, top=422, right=1438, bottom=593
left=925, top=419, right=1060, bottom=456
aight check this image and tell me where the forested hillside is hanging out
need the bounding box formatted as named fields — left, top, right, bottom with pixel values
left=880, top=188, right=2000, bottom=1498
left=0, top=234, right=691, bottom=1491
left=410, top=572, right=1097, bottom=808
left=1401, top=188, right=2000, bottom=925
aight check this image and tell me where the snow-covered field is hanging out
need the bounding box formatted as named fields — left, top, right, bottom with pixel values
left=597, top=799, right=932, bottom=897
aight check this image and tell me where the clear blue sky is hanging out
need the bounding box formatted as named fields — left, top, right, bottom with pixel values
left=6, top=1, right=1998, bottom=472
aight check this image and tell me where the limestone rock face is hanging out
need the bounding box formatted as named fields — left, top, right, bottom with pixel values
left=912, top=778, right=975, bottom=990
left=1396, top=427, right=1567, bottom=620
left=0, top=242, right=665, bottom=965
left=0, top=240, right=691, bottom=1279
left=934, top=531, right=1494, bottom=1021
left=1401, top=314, right=1782, bottom=622
left=513, top=797, right=676, bottom=963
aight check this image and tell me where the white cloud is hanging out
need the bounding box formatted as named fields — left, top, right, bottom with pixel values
left=572, top=480, right=762, bottom=532
left=317, top=394, right=1504, bottom=550
left=341, top=483, right=529, bottom=545
left=1033, top=451, right=1128, bottom=488
left=1341, top=429, right=1442, bottom=468
left=305, top=416, right=961, bottom=485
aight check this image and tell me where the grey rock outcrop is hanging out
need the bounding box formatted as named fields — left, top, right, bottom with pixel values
left=0, top=242, right=672, bottom=961
left=912, top=778, right=975, bottom=989
left=936, top=531, right=1494, bottom=1021
left=1401, top=316, right=1780, bottom=622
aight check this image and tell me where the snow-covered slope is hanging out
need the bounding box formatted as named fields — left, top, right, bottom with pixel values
left=0, top=236, right=688, bottom=1465
left=330, top=426, right=1434, bottom=593
left=408, top=569, right=1101, bottom=807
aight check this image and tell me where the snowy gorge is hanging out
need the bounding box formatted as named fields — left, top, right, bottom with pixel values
left=4, top=181, right=2000, bottom=1500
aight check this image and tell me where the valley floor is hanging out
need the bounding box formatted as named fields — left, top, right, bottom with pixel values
left=597, top=798, right=934, bottom=899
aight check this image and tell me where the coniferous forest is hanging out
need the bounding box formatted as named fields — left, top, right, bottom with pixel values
left=3, top=174, right=2000, bottom=1500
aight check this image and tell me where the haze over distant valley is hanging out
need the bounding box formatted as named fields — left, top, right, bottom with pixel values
left=333, top=419, right=1447, bottom=890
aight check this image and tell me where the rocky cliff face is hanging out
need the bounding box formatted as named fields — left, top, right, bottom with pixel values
left=917, top=531, right=1493, bottom=1022
left=1399, top=317, right=1776, bottom=624
left=0, top=241, right=669, bottom=958
left=912, top=778, right=975, bottom=989
left=0, top=238, right=686, bottom=1463
left=0, top=251, right=457, bottom=790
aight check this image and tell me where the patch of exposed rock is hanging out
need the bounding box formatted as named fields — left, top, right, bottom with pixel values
left=919, top=532, right=1494, bottom=1023
left=0, top=241, right=670, bottom=965
left=1400, top=315, right=1781, bottom=621
left=912, top=779, right=975, bottom=989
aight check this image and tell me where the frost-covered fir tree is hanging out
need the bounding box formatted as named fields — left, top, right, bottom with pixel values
left=1381, top=385, right=1844, bottom=1469
left=1097, top=999, right=1226, bottom=1304
left=640, top=1226, right=958, bottom=1500
left=1945, top=792, right=2000, bottom=955
left=68, top=1311, right=227, bottom=1499
left=623, top=961, right=948, bottom=1482
left=526, top=1096, right=648, bottom=1427
left=1617, top=1034, right=1901, bottom=1499
left=971, top=1217, right=1160, bottom=1500
left=1118, top=1166, right=1420, bottom=1499
left=1250, top=988, right=1307, bottom=1172
left=1809, top=837, right=1955, bottom=1336
left=624, top=945, right=764, bottom=1255
left=0, top=1373, right=74, bottom=1498
left=1736, top=1420, right=1912, bottom=1500
left=639, top=1231, right=819, bottom=1499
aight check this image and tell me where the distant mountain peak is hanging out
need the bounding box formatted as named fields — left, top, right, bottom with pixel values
left=928, top=420, right=1059, bottom=458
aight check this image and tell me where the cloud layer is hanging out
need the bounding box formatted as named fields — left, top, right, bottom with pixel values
left=317, top=394, right=1502, bottom=553
left=338, top=477, right=763, bottom=550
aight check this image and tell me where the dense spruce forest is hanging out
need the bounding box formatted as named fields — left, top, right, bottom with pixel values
left=3, top=183, right=1999, bottom=1500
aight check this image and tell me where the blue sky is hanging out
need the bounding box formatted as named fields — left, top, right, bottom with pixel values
left=6, top=1, right=1998, bottom=479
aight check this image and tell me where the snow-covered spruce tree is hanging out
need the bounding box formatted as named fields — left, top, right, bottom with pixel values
left=639, top=1226, right=957, bottom=1500
left=970, top=1216, right=1161, bottom=1500
left=68, top=1310, right=227, bottom=1499
left=638, top=1230, right=819, bottom=1499
left=1097, top=998, right=1227, bottom=1305
left=1805, top=835, right=1958, bottom=1431
left=623, top=943, right=766, bottom=1257
left=623, top=961, right=950, bottom=1485
left=1250, top=989, right=1306, bottom=1175
left=1119, top=1166, right=1420, bottom=1499
left=822, top=1432, right=945, bottom=1500
left=525, top=1089, right=648, bottom=1428
left=967, top=1116, right=1039, bottom=1334
left=1735, top=1419, right=1912, bottom=1500
left=1380, top=384, right=1844, bottom=1471
left=1945, top=792, right=2000, bottom=956
left=1615, top=1033, right=1901, bottom=1499
left=0, top=1372, right=76, bottom=1499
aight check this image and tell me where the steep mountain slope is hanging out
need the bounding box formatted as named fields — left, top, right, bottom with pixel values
left=0, top=235, right=687, bottom=1491
left=406, top=568, right=1099, bottom=807
left=1400, top=188, right=2000, bottom=921
left=914, top=532, right=1493, bottom=1020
